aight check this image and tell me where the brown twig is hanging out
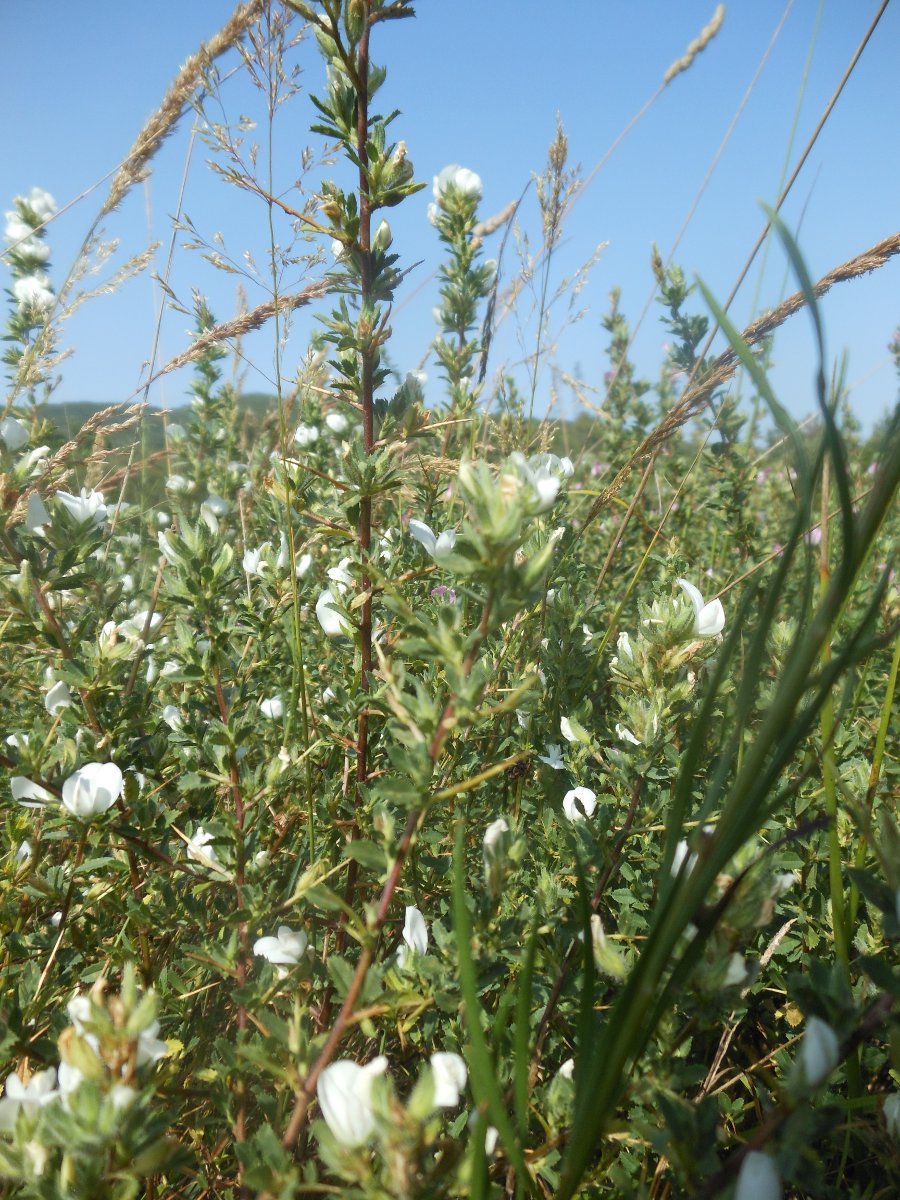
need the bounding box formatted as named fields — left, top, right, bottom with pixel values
left=277, top=590, right=495, bottom=1155
left=695, top=992, right=896, bottom=1199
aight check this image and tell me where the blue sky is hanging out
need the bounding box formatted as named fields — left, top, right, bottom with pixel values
left=2, top=1, right=899, bottom=431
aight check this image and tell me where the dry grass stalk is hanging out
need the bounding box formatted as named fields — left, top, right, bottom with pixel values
left=146, top=278, right=332, bottom=385
left=582, top=230, right=900, bottom=525
left=7, top=403, right=145, bottom=527
left=100, top=0, right=269, bottom=217
left=664, top=4, right=726, bottom=85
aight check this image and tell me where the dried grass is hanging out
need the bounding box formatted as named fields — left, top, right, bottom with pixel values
left=144, top=278, right=332, bottom=386
left=582, top=230, right=900, bottom=522
left=6, top=403, right=145, bottom=528
left=100, top=0, right=269, bottom=218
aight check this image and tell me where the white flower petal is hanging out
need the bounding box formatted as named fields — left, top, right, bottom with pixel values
left=562, top=787, right=597, bottom=822
left=317, top=1057, right=387, bottom=1146
left=734, top=1151, right=782, bottom=1200
left=430, top=1052, right=467, bottom=1107
left=402, top=905, right=429, bottom=956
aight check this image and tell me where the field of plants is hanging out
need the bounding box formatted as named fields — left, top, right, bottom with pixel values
left=1, top=3, right=898, bottom=1198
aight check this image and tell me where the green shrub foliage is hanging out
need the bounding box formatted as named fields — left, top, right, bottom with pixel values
left=1, top=4, right=898, bottom=1198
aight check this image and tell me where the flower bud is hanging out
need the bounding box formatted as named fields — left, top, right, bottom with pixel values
left=373, top=219, right=392, bottom=252
left=801, top=1016, right=839, bottom=1086
left=734, top=1151, right=782, bottom=1200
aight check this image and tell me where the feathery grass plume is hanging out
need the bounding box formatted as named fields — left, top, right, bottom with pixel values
left=144, top=278, right=331, bottom=386
left=99, top=0, right=269, bottom=218
left=663, top=4, right=726, bottom=85
left=6, top=403, right=145, bottom=529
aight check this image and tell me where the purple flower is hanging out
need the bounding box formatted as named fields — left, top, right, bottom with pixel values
left=431, top=585, right=457, bottom=603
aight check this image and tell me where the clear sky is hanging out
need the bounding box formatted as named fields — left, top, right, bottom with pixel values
left=2, top=1, right=899, bottom=432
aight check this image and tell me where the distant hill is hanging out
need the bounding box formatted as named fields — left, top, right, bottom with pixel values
left=41, top=393, right=281, bottom=452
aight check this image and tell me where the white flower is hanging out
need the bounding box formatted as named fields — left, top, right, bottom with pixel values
left=4, top=211, right=32, bottom=243
left=294, top=423, right=319, bottom=448
left=433, top=164, right=483, bottom=201
left=55, top=488, right=107, bottom=528
left=396, top=904, right=428, bottom=967
left=260, top=696, right=284, bottom=720
left=57, top=1062, right=84, bottom=1105
left=44, top=680, right=72, bottom=715
left=203, top=494, right=228, bottom=517
left=528, top=452, right=574, bottom=480
left=329, top=558, right=354, bottom=587
left=0, top=1070, right=58, bottom=1132
left=15, top=840, right=32, bottom=862
left=135, top=1021, right=169, bottom=1066
left=25, top=492, right=50, bottom=534
left=616, top=723, right=641, bottom=747
left=723, top=953, right=748, bottom=987
left=408, top=518, right=456, bottom=560
left=373, top=218, right=392, bottom=252
left=243, top=546, right=269, bottom=576
left=317, top=1057, right=388, bottom=1146
left=186, top=826, right=219, bottom=867
left=61, top=762, right=123, bottom=819
left=560, top=717, right=576, bottom=743
left=67, top=991, right=167, bottom=1066
left=13, top=274, right=54, bottom=311
left=316, top=558, right=354, bottom=637
left=316, top=588, right=350, bottom=637
left=330, top=238, right=346, bottom=260
left=325, top=411, right=349, bottom=434
left=295, top=551, right=313, bottom=578
left=802, top=1016, right=839, bottom=1086
left=558, top=1058, right=575, bottom=1080
left=98, top=620, right=119, bottom=652
left=165, top=474, right=191, bottom=494
left=734, top=1151, right=782, bottom=1200
left=616, top=631, right=633, bottom=661
left=483, top=817, right=509, bottom=855
left=676, top=578, right=725, bottom=638
left=11, top=777, right=52, bottom=808
left=253, top=925, right=308, bottom=966
left=537, top=743, right=566, bottom=770
left=0, top=416, right=28, bottom=451
left=533, top=475, right=560, bottom=511
left=161, top=705, right=183, bottom=731
left=117, top=610, right=163, bottom=641
left=25, top=187, right=57, bottom=221
left=429, top=1052, right=467, bottom=1108
left=562, top=786, right=597, bottom=822
left=18, top=237, right=50, bottom=262
left=884, top=1092, right=900, bottom=1140
left=17, top=444, right=50, bottom=476
left=671, top=839, right=697, bottom=877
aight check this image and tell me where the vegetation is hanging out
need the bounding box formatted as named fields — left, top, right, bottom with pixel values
left=0, top=3, right=898, bottom=1198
